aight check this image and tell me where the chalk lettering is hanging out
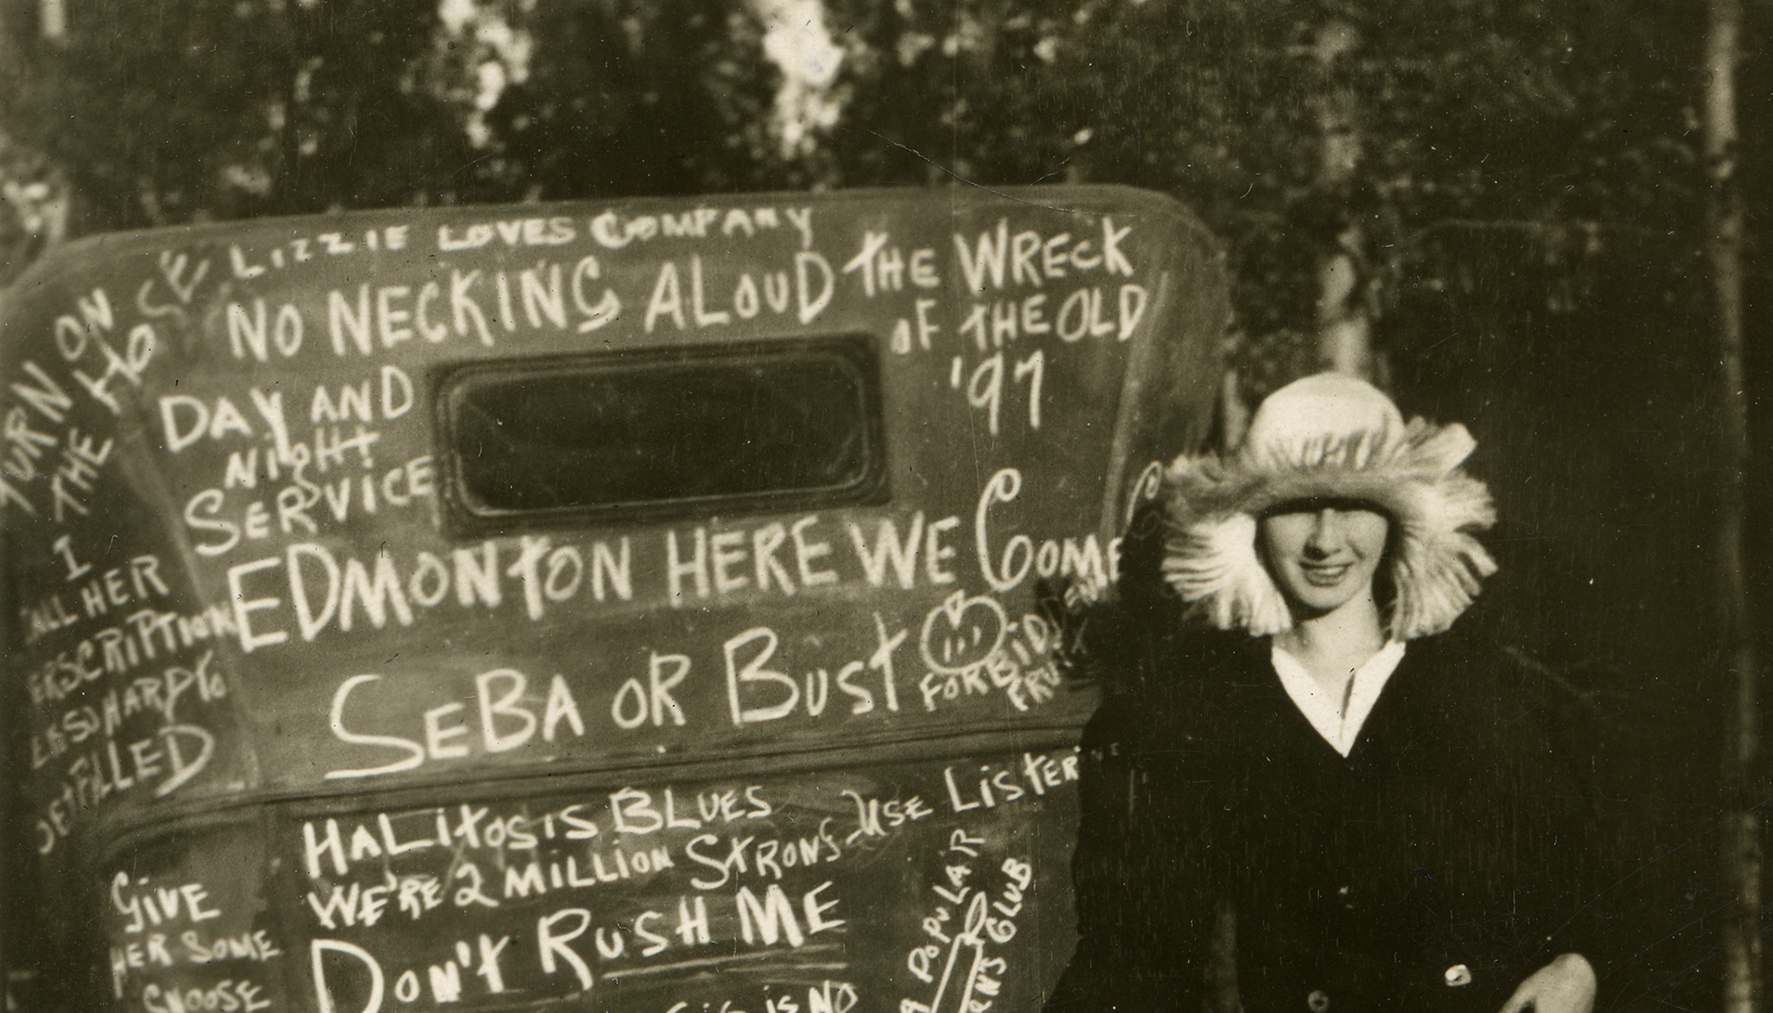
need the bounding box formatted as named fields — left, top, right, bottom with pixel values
left=110, top=872, right=222, bottom=934
left=228, top=536, right=625, bottom=650
left=438, top=216, right=576, bottom=251
left=140, top=980, right=272, bottom=1013
left=324, top=668, right=592, bottom=779
left=974, top=469, right=1032, bottom=593
left=537, top=908, right=596, bottom=992
left=724, top=619, right=904, bottom=726
left=311, top=939, right=384, bottom=1013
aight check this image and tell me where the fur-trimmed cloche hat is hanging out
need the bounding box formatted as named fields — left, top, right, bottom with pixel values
left=1161, top=372, right=1498, bottom=640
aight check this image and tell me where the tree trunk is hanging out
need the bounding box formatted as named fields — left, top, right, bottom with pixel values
left=38, top=0, right=64, bottom=40
left=1706, top=0, right=1759, bottom=1009
left=1312, top=20, right=1371, bottom=380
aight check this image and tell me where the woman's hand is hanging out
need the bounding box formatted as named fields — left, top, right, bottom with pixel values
left=1497, top=953, right=1596, bottom=1013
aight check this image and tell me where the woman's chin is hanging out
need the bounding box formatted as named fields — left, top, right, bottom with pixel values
left=1283, top=585, right=1378, bottom=622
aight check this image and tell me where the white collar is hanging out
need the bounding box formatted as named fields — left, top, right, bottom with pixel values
left=1270, top=639, right=1407, bottom=757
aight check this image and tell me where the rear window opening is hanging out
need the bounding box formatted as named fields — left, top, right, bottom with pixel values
left=439, top=336, right=887, bottom=529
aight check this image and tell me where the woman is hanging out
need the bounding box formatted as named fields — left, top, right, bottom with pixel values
left=1048, top=373, right=1601, bottom=1013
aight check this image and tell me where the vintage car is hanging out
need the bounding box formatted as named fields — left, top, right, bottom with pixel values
left=0, top=186, right=1225, bottom=1013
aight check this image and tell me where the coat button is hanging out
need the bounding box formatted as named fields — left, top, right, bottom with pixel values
left=1444, top=964, right=1473, bottom=987
left=1307, top=989, right=1331, bottom=1012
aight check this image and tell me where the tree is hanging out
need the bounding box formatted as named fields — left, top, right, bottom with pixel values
left=1707, top=0, right=1760, bottom=1007
left=468, top=0, right=788, bottom=200
left=0, top=0, right=475, bottom=233
left=815, top=0, right=1706, bottom=394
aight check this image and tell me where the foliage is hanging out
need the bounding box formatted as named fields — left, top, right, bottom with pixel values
left=468, top=0, right=789, bottom=200
left=0, top=0, right=476, bottom=233
left=0, top=0, right=1729, bottom=368
left=816, top=0, right=1709, bottom=383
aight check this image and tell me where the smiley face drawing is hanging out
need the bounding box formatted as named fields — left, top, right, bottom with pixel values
left=919, top=590, right=1009, bottom=675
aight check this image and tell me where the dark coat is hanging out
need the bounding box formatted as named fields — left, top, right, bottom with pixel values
left=1047, top=628, right=1603, bottom=1013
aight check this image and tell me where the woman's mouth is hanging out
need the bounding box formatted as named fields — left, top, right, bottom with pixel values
left=1300, top=562, right=1352, bottom=587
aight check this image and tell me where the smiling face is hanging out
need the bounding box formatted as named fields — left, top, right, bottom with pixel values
left=1258, top=499, right=1391, bottom=619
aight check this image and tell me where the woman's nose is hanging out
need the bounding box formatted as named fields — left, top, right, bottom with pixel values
left=1304, top=509, right=1343, bottom=554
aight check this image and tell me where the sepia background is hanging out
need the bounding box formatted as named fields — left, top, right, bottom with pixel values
left=0, top=1, right=1766, bottom=1009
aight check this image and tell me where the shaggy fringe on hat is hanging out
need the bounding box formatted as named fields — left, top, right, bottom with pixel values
left=1162, top=375, right=1498, bottom=640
